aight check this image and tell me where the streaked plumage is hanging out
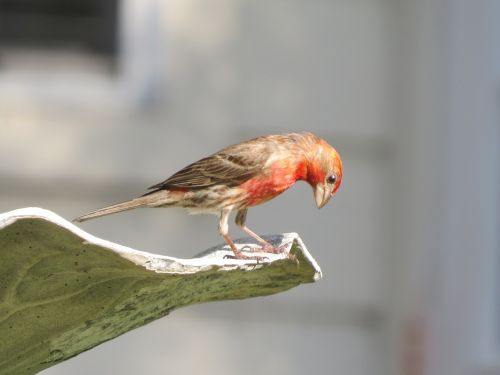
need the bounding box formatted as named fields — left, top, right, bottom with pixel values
left=75, top=132, right=343, bottom=259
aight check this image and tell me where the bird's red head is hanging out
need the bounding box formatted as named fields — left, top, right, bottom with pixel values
left=304, top=136, right=343, bottom=209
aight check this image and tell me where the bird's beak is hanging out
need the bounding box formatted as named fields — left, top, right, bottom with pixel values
left=314, top=183, right=332, bottom=209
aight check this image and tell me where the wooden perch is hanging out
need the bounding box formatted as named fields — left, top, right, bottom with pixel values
left=0, top=207, right=322, bottom=375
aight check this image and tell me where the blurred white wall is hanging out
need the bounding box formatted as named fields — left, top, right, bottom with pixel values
left=0, top=1, right=499, bottom=375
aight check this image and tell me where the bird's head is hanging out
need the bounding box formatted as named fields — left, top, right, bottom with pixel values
left=305, top=139, right=343, bottom=209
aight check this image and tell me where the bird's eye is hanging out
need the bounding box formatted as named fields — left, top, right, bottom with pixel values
left=327, top=175, right=336, bottom=184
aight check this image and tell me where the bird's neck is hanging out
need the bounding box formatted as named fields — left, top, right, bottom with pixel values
left=295, top=159, right=325, bottom=186
left=287, top=133, right=325, bottom=186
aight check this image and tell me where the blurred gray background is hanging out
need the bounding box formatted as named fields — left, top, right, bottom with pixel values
left=1, top=0, right=499, bottom=374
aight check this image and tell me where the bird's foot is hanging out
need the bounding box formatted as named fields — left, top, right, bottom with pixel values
left=263, top=242, right=289, bottom=254
left=241, top=242, right=298, bottom=264
left=240, top=243, right=282, bottom=253
left=266, top=242, right=298, bottom=264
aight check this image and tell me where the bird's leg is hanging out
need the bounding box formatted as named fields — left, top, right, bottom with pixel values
left=235, top=208, right=272, bottom=250
left=219, top=209, right=265, bottom=261
left=235, top=208, right=291, bottom=257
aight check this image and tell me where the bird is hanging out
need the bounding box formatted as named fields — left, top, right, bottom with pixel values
left=75, top=132, right=343, bottom=260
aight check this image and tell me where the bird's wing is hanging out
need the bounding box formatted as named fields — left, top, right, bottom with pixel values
left=147, top=141, right=271, bottom=191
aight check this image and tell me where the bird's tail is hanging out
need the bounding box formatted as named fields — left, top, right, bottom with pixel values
left=74, top=196, right=153, bottom=222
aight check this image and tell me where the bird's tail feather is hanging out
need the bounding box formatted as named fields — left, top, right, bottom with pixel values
left=74, top=196, right=154, bottom=222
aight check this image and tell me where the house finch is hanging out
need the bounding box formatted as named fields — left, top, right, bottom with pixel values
left=75, top=132, right=343, bottom=260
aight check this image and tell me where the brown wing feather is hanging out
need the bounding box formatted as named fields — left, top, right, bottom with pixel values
left=147, top=139, right=272, bottom=192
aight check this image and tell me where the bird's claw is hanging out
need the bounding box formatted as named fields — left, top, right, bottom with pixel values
left=263, top=242, right=299, bottom=265
left=260, top=242, right=290, bottom=254
left=239, top=241, right=288, bottom=254
left=224, top=242, right=298, bottom=265
left=241, top=241, right=298, bottom=262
